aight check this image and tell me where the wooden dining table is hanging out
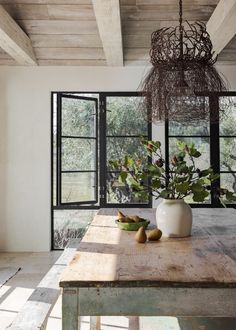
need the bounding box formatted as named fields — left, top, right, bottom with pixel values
left=59, top=208, right=236, bottom=330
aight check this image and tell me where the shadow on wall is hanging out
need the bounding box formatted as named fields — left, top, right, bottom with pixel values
left=0, top=78, right=7, bottom=250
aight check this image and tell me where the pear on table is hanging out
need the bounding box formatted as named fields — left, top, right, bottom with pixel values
left=135, top=227, right=147, bottom=243
left=148, top=228, right=162, bottom=241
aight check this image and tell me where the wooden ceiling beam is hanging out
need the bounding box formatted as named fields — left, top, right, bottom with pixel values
left=0, top=5, right=37, bottom=65
left=92, top=0, right=123, bottom=66
left=207, top=0, right=236, bottom=56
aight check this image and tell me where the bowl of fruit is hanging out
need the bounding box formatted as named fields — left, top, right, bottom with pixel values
left=115, top=211, right=150, bottom=231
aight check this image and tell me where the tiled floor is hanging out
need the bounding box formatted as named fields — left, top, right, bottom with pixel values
left=0, top=252, right=236, bottom=330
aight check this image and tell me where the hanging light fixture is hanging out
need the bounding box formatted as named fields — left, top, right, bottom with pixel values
left=141, top=0, right=228, bottom=123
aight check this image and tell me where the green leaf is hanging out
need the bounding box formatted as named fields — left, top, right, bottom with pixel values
left=191, top=182, right=203, bottom=192
left=200, top=169, right=211, bottom=177
left=152, top=178, right=161, bottom=189
left=209, top=173, right=220, bottom=182
left=192, top=190, right=209, bottom=202
left=176, top=140, right=186, bottom=151
left=159, top=190, right=171, bottom=198
left=226, top=191, right=236, bottom=202
left=176, top=182, right=189, bottom=194
left=175, top=164, right=189, bottom=174
left=118, top=171, right=128, bottom=183
left=148, top=164, right=161, bottom=175
left=174, top=176, right=188, bottom=183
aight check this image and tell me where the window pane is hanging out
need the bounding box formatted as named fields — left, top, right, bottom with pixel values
left=220, top=137, right=236, bottom=171
left=62, top=138, right=96, bottom=171
left=53, top=209, right=97, bottom=249
left=106, top=137, right=147, bottom=168
left=169, top=137, right=210, bottom=169
left=219, top=97, right=236, bottom=136
left=106, top=172, right=148, bottom=204
left=221, top=173, right=236, bottom=202
left=62, top=97, right=96, bottom=137
left=106, top=96, right=147, bottom=136
left=169, top=120, right=209, bottom=136
left=61, top=172, right=96, bottom=203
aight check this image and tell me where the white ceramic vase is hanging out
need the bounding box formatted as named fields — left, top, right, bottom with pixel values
left=156, top=199, right=192, bottom=238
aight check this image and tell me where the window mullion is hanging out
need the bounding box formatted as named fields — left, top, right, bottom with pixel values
left=209, top=94, right=221, bottom=207
left=99, top=94, right=107, bottom=207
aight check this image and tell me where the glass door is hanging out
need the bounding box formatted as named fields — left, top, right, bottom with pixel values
left=101, top=93, right=152, bottom=206
left=58, top=94, right=98, bottom=205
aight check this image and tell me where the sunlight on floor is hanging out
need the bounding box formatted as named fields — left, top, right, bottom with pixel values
left=0, top=285, right=34, bottom=330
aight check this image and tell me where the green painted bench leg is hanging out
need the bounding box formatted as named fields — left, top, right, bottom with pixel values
left=62, top=288, right=79, bottom=330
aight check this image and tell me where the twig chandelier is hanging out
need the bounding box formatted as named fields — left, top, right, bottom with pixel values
left=141, top=0, right=228, bottom=123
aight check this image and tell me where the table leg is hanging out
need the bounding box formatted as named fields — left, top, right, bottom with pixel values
left=62, top=288, right=79, bottom=330
left=90, top=316, right=101, bottom=330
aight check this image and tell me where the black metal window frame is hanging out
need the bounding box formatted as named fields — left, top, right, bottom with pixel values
left=57, top=93, right=99, bottom=206
left=165, top=92, right=236, bottom=208
left=99, top=92, right=152, bottom=208
left=51, top=91, right=153, bottom=248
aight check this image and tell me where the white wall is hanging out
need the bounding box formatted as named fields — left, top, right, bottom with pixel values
left=0, top=65, right=236, bottom=252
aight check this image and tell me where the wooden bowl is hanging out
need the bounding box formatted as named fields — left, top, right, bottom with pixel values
left=115, top=219, right=150, bottom=231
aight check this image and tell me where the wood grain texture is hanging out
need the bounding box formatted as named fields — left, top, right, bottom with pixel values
left=92, top=0, right=123, bottom=66
left=34, top=47, right=105, bottom=59
left=0, top=5, right=37, bottom=65
left=136, top=0, right=219, bottom=4
left=121, top=5, right=215, bottom=21
left=78, top=287, right=236, bottom=317
left=30, top=34, right=102, bottom=48
left=0, top=0, right=135, bottom=4
left=207, top=0, right=236, bottom=55
left=122, top=20, right=204, bottom=34
left=3, top=4, right=96, bottom=20
left=16, top=20, right=99, bottom=35
left=60, top=208, right=236, bottom=288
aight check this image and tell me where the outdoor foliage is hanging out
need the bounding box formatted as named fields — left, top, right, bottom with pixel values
left=109, top=139, right=236, bottom=206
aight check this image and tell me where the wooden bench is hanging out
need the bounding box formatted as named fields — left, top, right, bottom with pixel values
left=8, top=238, right=81, bottom=330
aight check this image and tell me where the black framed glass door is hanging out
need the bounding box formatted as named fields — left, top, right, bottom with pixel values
left=58, top=94, right=98, bottom=205
left=100, top=93, right=152, bottom=206
left=52, top=92, right=151, bottom=249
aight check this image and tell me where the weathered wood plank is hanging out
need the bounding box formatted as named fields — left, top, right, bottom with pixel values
left=30, top=34, right=102, bottom=48
left=60, top=208, right=236, bottom=287
left=207, top=0, right=236, bottom=55
left=124, top=34, right=151, bottom=48
left=224, top=35, right=236, bottom=49
left=37, top=59, right=106, bottom=66
left=16, top=20, right=98, bottom=35
left=0, top=5, right=37, bottom=65
left=125, top=47, right=149, bottom=60
left=3, top=4, right=95, bottom=20
left=0, top=58, right=18, bottom=65
left=92, top=0, right=123, bottom=66
left=0, top=0, right=135, bottom=4
left=62, top=288, right=79, bottom=330
left=121, top=5, right=215, bottom=21
left=34, top=47, right=105, bottom=60
left=136, top=0, right=219, bottom=4
left=123, top=20, right=204, bottom=34
left=78, top=287, right=236, bottom=317
left=218, top=49, right=236, bottom=61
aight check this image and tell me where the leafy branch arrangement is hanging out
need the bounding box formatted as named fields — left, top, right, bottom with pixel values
left=109, top=139, right=236, bottom=205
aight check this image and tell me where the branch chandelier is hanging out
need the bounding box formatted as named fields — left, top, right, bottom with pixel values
left=141, top=0, right=228, bottom=123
